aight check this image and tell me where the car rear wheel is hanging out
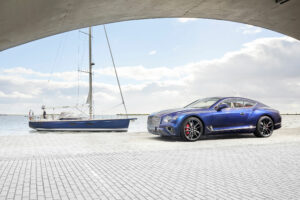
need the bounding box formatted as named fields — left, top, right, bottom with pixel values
left=181, top=117, right=203, bottom=141
left=254, top=116, right=274, bottom=137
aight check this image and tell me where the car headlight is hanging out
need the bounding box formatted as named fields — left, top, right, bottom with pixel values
left=162, top=115, right=178, bottom=123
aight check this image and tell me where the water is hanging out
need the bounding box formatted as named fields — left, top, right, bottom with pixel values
left=0, top=115, right=148, bottom=136
left=0, top=115, right=299, bottom=136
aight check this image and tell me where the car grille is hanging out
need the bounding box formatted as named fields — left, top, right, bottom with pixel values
left=147, top=116, right=161, bottom=130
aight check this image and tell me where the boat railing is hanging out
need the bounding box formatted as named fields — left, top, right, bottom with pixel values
left=29, top=114, right=59, bottom=121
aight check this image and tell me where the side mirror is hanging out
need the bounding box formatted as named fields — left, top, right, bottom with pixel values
left=216, top=103, right=229, bottom=111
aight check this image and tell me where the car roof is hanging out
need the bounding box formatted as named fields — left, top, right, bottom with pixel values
left=208, top=97, right=261, bottom=108
left=213, top=97, right=260, bottom=106
left=218, top=97, right=256, bottom=101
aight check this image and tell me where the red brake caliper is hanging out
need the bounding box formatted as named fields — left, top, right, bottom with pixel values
left=185, top=124, right=190, bottom=135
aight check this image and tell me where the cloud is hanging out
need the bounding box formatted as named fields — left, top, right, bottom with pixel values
left=177, top=18, right=197, bottom=23
left=148, top=50, right=157, bottom=55
left=3, top=67, right=78, bottom=81
left=94, top=65, right=183, bottom=81
left=96, top=36, right=300, bottom=113
left=0, top=91, right=33, bottom=99
left=1, top=36, right=300, bottom=114
left=238, top=25, right=262, bottom=34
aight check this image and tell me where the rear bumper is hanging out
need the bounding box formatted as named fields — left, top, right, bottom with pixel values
left=274, top=122, right=281, bottom=129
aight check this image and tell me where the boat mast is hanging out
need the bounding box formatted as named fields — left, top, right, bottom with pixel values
left=88, top=27, right=93, bottom=119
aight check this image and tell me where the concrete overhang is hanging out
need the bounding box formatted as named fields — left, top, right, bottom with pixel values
left=0, top=0, right=299, bottom=51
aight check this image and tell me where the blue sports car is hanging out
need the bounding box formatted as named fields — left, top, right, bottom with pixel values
left=147, top=97, right=281, bottom=141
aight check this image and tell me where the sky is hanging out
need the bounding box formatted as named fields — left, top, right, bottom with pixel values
left=0, top=18, right=299, bottom=115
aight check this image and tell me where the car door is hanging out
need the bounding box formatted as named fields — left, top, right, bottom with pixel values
left=212, top=98, right=253, bottom=130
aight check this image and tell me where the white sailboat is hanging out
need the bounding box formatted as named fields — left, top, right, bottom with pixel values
left=29, top=26, right=136, bottom=131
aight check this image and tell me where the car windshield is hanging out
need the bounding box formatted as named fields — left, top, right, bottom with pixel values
left=184, top=97, right=221, bottom=109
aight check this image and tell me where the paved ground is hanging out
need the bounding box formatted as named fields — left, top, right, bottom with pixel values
left=0, top=128, right=299, bottom=200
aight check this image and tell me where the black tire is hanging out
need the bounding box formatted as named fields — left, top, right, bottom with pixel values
left=254, top=116, right=274, bottom=137
left=181, top=117, right=203, bottom=141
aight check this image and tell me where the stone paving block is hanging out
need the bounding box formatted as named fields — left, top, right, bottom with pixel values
left=0, top=129, right=299, bottom=199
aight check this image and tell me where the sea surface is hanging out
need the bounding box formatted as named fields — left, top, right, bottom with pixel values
left=0, top=115, right=299, bottom=136
left=0, top=115, right=148, bottom=136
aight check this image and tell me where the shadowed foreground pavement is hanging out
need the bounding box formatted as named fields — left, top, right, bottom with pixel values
left=0, top=128, right=299, bottom=199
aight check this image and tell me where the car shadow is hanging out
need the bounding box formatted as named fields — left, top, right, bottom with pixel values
left=201, top=133, right=255, bottom=140
left=150, top=132, right=256, bottom=142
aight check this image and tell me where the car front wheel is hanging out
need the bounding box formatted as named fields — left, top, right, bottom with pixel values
left=181, top=117, right=203, bottom=141
left=254, top=116, right=274, bottom=137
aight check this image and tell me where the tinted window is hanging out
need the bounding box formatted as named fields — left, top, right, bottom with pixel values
left=243, top=100, right=256, bottom=107
left=220, top=99, right=234, bottom=108
left=219, top=98, right=256, bottom=108
left=232, top=99, right=244, bottom=108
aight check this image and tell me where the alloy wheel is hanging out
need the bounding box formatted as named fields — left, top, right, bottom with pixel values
left=255, top=116, right=274, bottom=137
left=182, top=117, right=203, bottom=141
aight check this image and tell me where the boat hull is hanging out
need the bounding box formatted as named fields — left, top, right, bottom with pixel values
left=29, top=118, right=135, bottom=132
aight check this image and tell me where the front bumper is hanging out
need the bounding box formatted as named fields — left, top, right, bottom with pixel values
left=147, top=115, right=181, bottom=136
left=148, top=124, right=178, bottom=136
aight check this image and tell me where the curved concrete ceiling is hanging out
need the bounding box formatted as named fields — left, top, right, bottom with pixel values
left=0, top=0, right=299, bottom=51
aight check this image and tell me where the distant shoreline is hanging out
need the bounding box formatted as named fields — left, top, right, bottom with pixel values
left=0, top=114, right=26, bottom=116
left=117, top=114, right=149, bottom=116
left=0, top=113, right=150, bottom=116
left=0, top=113, right=299, bottom=116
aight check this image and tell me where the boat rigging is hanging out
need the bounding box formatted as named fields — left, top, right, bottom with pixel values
left=28, top=26, right=136, bottom=132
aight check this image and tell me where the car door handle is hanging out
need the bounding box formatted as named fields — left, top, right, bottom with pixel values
left=240, top=112, right=245, bottom=115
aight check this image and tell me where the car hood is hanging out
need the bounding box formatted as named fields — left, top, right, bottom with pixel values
left=151, top=107, right=211, bottom=117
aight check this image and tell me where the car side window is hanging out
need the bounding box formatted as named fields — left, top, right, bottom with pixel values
left=232, top=99, right=244, bottom=108
left=220, top=99, right=234, bottom=108
left=218, top=98, right=256, bottom=109
left=243, top=100, right=256, bottom=108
